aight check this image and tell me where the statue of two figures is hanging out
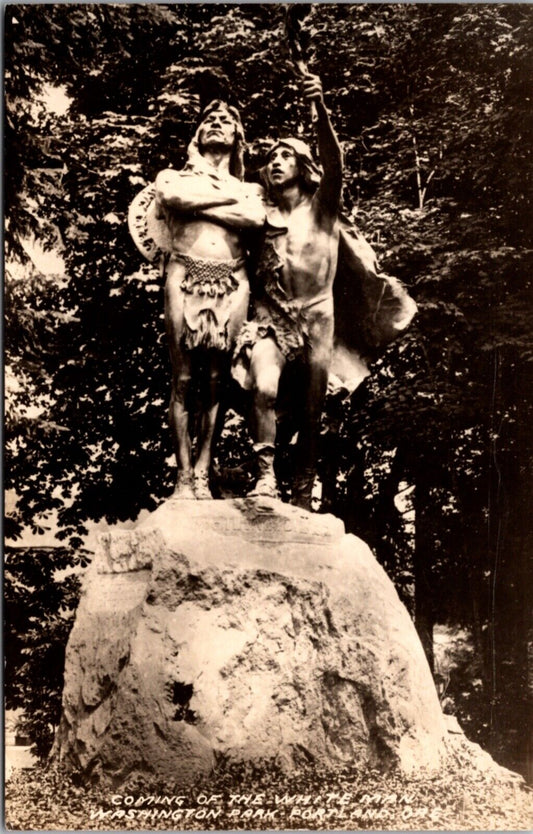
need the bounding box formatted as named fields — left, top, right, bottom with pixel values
left=128, top=75, right=417, bottom=511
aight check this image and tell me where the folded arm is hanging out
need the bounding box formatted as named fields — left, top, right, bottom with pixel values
left=155, top=169, right=238, bottom=214
left=197, top=187, right=266, bottom=229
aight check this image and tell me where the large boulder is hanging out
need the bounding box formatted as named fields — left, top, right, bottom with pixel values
left=52, top=498, right=448, bottom=787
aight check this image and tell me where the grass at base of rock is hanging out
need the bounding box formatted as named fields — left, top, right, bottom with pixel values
left=5, top=759, right=532, bottom=831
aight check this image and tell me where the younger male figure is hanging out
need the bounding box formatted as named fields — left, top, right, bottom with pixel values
left=235, top=75, right=343, bottom=509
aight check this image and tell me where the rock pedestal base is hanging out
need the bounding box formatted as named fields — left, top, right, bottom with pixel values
left=53, top=498, right=448, bottom=787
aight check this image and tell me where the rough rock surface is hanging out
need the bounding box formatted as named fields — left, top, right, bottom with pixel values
left=53, top=498, right=450, bottom=787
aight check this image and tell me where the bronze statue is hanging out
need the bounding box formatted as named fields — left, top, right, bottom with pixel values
left=129, top=80, right=415, bottom=509
left=130, top=101, right=264, bottom=498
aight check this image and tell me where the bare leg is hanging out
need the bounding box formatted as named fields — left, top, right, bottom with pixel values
left=192, top=275, right=249, bottom=498
left=291, top=359, right=329, bottom=509
left=193, top=352, right=226, bottom=499
left=165, top=274, right=195, bottom=498
left=194, top=403, right=220, bottom=473
left=250, top=337, right=285, bottom=445
left=292, top=318, right=333, bottom=510
left=249, top=338, right=285, bottom=497
left=168, top=354, right=196, bottom=498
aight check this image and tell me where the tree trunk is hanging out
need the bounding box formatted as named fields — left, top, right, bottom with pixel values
left=482, top=350, right=533, bottom=777
left=413, top=470, right=435, bottom=672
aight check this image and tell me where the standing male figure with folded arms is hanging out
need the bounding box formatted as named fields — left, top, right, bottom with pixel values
left=153, top=101, right=264, bottom=498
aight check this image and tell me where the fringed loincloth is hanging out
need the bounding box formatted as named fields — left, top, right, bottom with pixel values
left=232, top=237, right=333, bottom=389
left=233, top=236, right=306, bottom=365
left=171, top=253, right=245, bottom=352
left=233, top=302, right=306, bottom=368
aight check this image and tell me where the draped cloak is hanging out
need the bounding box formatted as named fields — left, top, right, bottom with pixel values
left=328, top=215, right=417, bottom=391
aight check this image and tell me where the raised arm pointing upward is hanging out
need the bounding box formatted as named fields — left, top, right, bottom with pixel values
left=306, top=74, right=343, bottom=218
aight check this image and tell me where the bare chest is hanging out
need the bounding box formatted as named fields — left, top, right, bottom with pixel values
left=272, top=206, right=338, bottom=299
left=164, top=213, right=242, bottom=260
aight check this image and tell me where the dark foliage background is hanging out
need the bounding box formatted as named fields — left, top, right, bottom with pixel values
left=4, top=3, right=532, bottom=779
left=4, top=546, right=83, bottom=760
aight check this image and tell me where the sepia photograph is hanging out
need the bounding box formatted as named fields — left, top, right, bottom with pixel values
left=4, top=2, right=533, bottom=830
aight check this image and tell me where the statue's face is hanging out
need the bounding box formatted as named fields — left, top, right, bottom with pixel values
left=198, top=107, right=237, bottom=152
left=265, top=144, right=301, bottom=189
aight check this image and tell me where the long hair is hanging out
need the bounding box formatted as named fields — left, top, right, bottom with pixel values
left=186, top=100, right=246, bottom=180
left=260, top=138, right=322, bottom=202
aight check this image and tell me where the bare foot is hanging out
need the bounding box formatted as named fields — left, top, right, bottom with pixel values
left=193, top=470, right=212, bottom=500
left=172, top=470, right=196, bottom=500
